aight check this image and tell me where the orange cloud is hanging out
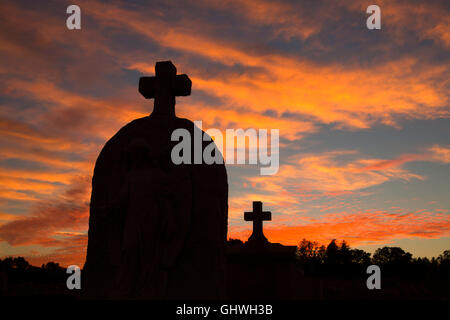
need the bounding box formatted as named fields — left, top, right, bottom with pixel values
left=0, top=212, right=19, bottom=224
left=428, top=145, right=450, bottom=163
left=18, top=234, right=88, bottom=267
left=229, top=209, right=450, bottom=247
left=102, top=0, right=448, bottom=130
left=226, top=148, right=446, bottom=222
left=0, top=176, right=90, bottom=246
left=244, top=150, right=424, bottom=197
left=377, top=0, right=450, bottom=48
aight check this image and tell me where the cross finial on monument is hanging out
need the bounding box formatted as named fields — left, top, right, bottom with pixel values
left=244, top=201, right=272, bottom=245
left=139, top=61, right=192, bottom=117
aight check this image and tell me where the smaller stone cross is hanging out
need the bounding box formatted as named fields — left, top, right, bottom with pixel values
left=244, top=201, right=271, bottom=244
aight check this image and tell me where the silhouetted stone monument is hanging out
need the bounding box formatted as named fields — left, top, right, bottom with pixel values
left=227, top=201, right=297, bottom=299
left=244, top=201, right=271, bottom=245
left=84, top=61, right=228, bottom=299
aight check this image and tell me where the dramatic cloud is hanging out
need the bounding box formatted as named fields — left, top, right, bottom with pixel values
left=229, top=209, right=450, bottom=246
left=234, top=151, right=425, bottom=211
left=0, top=176, right=90, bottom=251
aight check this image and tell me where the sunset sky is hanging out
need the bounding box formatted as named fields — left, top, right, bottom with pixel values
left=0, top=0, right=449, bottom=267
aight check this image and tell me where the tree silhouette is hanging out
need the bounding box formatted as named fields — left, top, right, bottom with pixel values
left=350, top=249, right=371, bottom=264
left=372, top=247, right=412, bottom=265
left=227, top=238, right=244, bottom=246
left=0, top=243, right=449, bottom=297
left=324, top=239, right=339, bottom=265
left=0, top=256, right=30, bottom=271
left=297, top=239, right=325, bottom=262
left=438, top=250, right=450, bottom=262
left=437, top=249, right=450, bottom=277
left=338, top=240, right=352, bottom=265
left=41, top=262, right=63, bottom=272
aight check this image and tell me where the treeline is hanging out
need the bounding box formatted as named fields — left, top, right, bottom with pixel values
left=0, top=257, right=66, bottom=288
left=1, top=240, right=450, bottom=283
left=295, top=239, right=450, bottom=278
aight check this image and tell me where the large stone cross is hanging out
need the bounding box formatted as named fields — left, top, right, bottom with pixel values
left=139, top=61, right=192, bottom=116
left=244, top=201, right=272, bottom=244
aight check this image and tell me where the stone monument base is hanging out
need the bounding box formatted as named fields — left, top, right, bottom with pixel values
left=226, top=242, right=298, bottom=299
